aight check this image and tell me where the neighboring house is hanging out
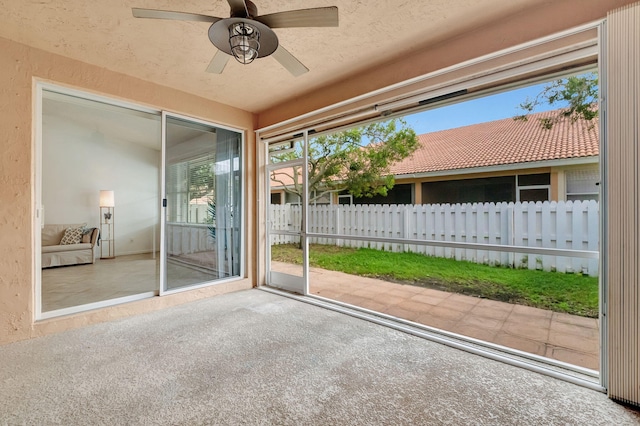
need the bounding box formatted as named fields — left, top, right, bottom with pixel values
left=385, top=109, right=599, bottom=205
left=272, top=109, right=600, bottom=205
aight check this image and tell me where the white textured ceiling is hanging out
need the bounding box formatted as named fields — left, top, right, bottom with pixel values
left=1, top=0, right=543, bottom=113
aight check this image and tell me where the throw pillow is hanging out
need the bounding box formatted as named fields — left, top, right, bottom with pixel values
left=60, top=226, right=84, bottom=245
left=81, top=228, right=94, bottom=244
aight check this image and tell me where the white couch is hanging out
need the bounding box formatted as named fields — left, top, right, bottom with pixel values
left=41, top=224, right=100, bottom=268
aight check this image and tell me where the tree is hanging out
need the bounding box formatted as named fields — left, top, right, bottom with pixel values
left=514, top=72, right=598, bottom=129
left=270, top=119, right=419, bottom=204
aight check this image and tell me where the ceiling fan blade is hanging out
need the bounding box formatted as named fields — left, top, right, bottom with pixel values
left=227, top=0, right=248, bottom=18
left=206, top=51, right=230, bottom=74
left=255, top=7, right=338, bottom=28
left=272, top=45, right=309, bottom=77
left=132, top=8, right=222, bottom=23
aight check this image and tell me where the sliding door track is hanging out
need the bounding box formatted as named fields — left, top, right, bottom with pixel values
left=259, top=286, right=603, bottom=392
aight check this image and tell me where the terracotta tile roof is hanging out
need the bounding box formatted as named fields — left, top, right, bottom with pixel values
left=390, top=109, right=599, bottom=176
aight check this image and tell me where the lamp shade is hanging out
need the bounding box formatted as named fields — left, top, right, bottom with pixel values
left=99, top=190, right=115, bottom=207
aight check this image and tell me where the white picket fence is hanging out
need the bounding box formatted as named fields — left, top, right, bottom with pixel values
left=270, top=201, right=600, bottom=276
left=166, top=223, right=215, bottom=256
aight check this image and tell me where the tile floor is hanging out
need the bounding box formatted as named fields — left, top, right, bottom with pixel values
left=41, top=253, right=159, bottom=311
left=273, top=261, right=600, bottom=370
left=41, top=253, right=223, bottom=311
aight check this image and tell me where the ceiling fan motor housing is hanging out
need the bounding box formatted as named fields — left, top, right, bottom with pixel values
left=231, top=0, right=258, bottom=18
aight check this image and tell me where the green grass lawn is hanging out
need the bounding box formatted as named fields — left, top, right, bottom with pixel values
left=271, top=243, right=599, bottom=318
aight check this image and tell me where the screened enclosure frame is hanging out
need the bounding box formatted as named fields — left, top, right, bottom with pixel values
left=257, top=20, right=606, bottom=391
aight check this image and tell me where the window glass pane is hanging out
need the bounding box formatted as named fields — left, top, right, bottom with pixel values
left=338, top=195, right=352, bottom=205
left=285, top=192, right=302, bottom=204
left=270, top=193, right=282, bottom=204
left=268, top=138, right=304, bottom=164
left=166, top=154, right=216, bottom=224
left=518, top=173, right=550, bottom=186
left=312, top=191, right=332, bottom=205
left=422, top=176, right=515, bottom=204
left=165, top=117, right=242, bottom=291
left=520, top=188, right=549, bottom=202
left=566, top=168, right=599, bottom=194
left=41, top=89, right=161, bottom=313
left=353, top=184, right=413, bottom=205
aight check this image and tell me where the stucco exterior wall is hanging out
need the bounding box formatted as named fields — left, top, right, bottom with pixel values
left=0, top=36, right=256, bottom=345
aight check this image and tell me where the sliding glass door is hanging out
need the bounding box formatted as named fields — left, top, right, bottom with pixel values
left=36, top=85, right=246, bottom=317
left=161, top=113, right=243, bottom=293
left=265, top=136, right=309, bottom=294
left=37, top=87, right=161, bottom=319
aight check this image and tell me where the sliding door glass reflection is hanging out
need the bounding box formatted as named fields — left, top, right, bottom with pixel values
left=164, top=116, right=242, bottom=291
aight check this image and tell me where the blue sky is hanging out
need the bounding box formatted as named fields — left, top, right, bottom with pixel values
left=403, top=82, right=558, bottom=134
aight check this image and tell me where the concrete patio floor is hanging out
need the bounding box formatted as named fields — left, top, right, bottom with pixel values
left=1, top=289, right=637, bottom=425
left=273, top=262, right=600, bottom=370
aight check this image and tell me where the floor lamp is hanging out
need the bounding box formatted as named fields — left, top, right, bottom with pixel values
left=99, top=190, right=115, bottom=259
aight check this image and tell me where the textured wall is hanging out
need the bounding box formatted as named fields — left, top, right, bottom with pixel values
left=0, top=36, right=255, bottom=345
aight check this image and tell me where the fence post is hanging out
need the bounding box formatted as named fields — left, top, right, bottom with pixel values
left=465, top=203, right=475, bottom=262
left=555, top=201, right=568, bottom=273
left=403, top=206, right=411, bottom=253
left=541, top=202, right=553, bottom=272
left=391, top=204, right=401, bottom=252
left=587, top=200, right=599, bottom=276
left=443, top=204, right=453, bottom=259
left=477, top=203, right=488, bottom=264
left=506, top=203, right=515, bottom=267
left=571, top=200, right=585, bottom=274
left=487, top=203, right=497, bottom=266
left=527, top=202, right=540, bottom=271
left=358, top=204, right=366, bottom=249
left=355, top=204, right=361, bottom=249
left=335, top=205, right=342, bottom=247
left=415, top=204, right=424, bottom=255
left=433, top=204, right=442, bottom=258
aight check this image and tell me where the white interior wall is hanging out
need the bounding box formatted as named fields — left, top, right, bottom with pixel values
left=42, top=115, right=160, bottom=257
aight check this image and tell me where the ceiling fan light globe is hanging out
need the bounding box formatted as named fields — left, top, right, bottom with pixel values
left=229, top=22, right=260, bottom=64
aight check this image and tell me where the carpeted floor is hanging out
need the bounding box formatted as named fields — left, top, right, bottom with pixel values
left=1, top=289, right=638, bottom=425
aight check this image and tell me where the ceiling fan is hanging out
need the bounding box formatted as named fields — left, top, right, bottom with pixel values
left=132, top=0, right=338, bottom=76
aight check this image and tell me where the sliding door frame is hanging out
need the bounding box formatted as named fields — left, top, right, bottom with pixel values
left=34, top=83, right=246, bottom=318
left=34, top=82, right=161, bottom=321
left=264, top=131, right=310, bottom=295
left=159, top=111, right=246, bottom=296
